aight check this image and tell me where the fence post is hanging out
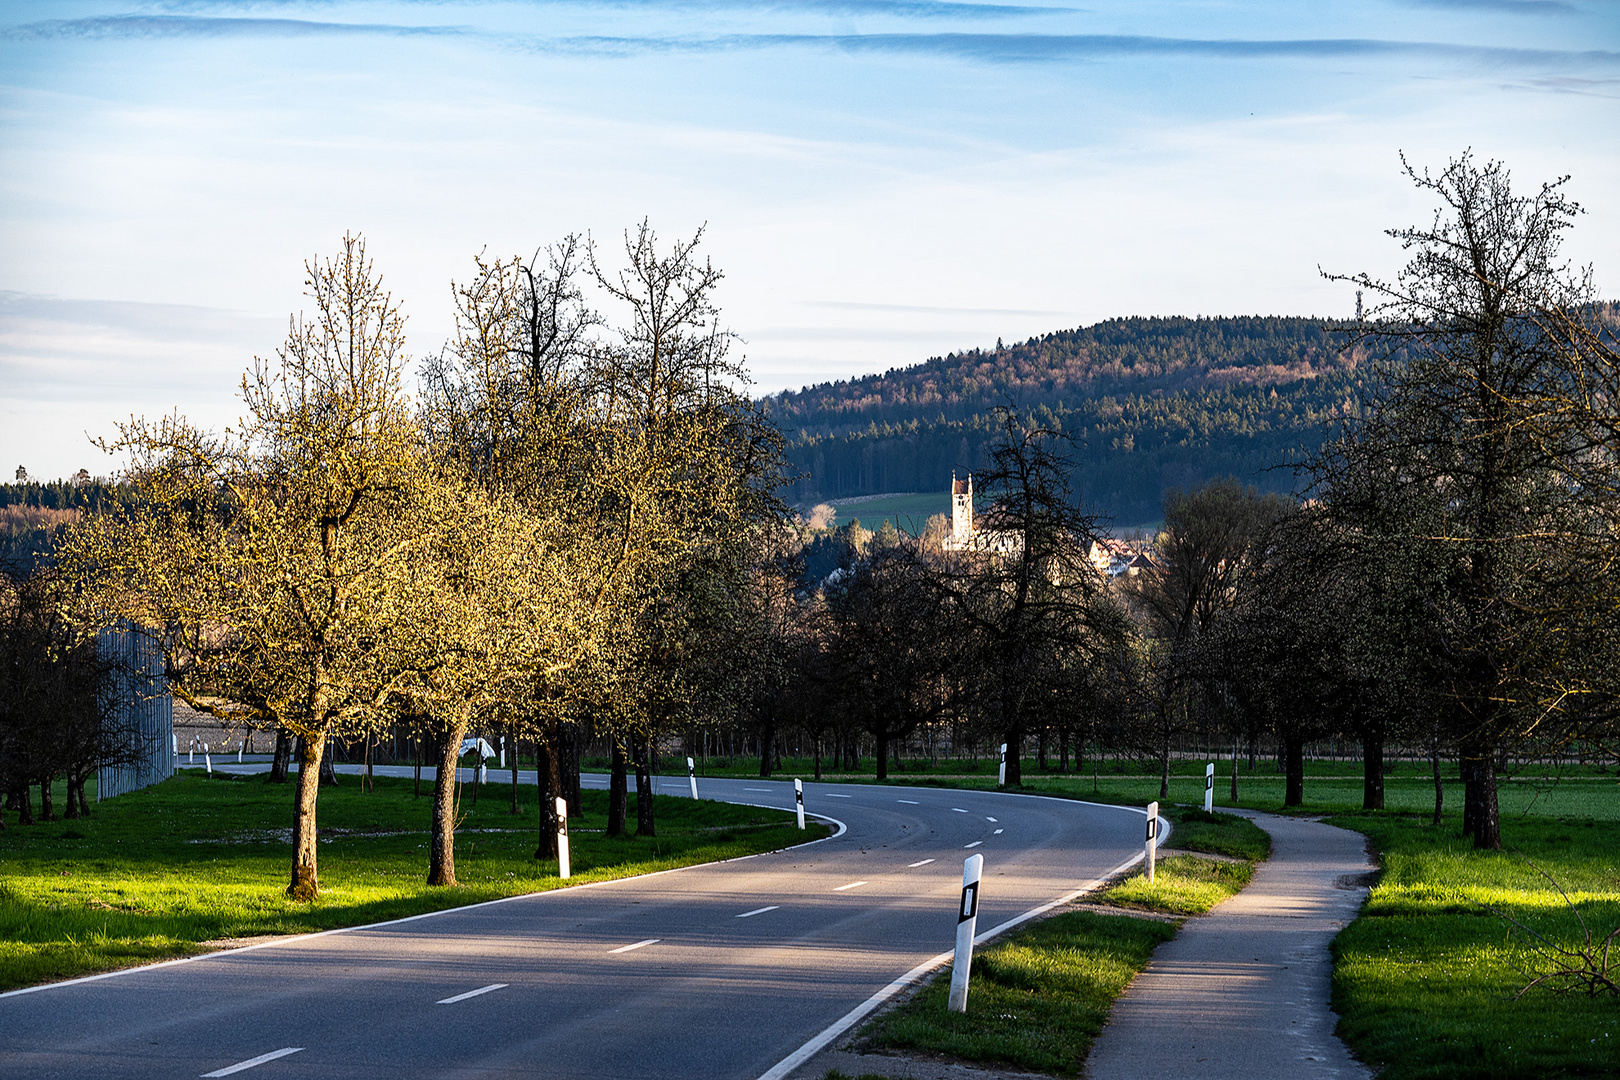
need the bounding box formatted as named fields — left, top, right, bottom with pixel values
left=1145, top=801, right=1159, bottom=882
left=948, top=853, right=984, bottom=1012
left=556, top=796, right=571, bottom=879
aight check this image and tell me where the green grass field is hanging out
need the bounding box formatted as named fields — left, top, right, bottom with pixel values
left=0, top=769, right=823, bottom=993
left=1327, top=811, right=1620, bottom=1080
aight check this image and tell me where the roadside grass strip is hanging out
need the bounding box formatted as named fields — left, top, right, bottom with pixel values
left=1327, top=811, right=1620, bottom=1080
left=858, top=910, right=1177, bottom=1076
left=0, top=771, right=825, bottom=993
left=856, top=809, right=1267, bottom=1076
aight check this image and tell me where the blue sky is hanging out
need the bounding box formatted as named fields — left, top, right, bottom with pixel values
left=3, top=0, right=1617, bottom=480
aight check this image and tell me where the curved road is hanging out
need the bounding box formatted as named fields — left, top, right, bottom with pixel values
left=1, top=773, right=1156, bottom=1080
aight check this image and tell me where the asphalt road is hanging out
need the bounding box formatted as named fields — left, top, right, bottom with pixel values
left=1, top=771, right=1155, bottom=1080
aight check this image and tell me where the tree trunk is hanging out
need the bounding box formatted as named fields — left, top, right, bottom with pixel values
left=562, top=722, right=582, bottom=819
left=1158, top=716, right=1172, bottom=800
left=635, top=734, right=655, bottom=837
left=38, top=774, right=54, bottom=821
left=1058, top=727, right=1070, bottom=774
left=289, top=731, right=327, bottom=899
left=63, top=770, right=81, bottom=819
left=1460, top=756, right=1477, bottom=838
left=532, top=737, right=553, bottom=858
left=1003, top=725, right=1022, bottom=787
left=874, top=729, right=889, bottom=782
left=1283, top=732, right=1305, bottom=807
left=14, top=784, right=34, bottom=825
left=1462, top=736, right=1502, bottom=850
left=428, top=716, right=468, bottom=886
left=759, top=720, right=774, bottom=778
left=607, top=739, right=629, bottom=838
left=536, top=727, right=562, bottom=859
left=1431, top=737, right=1444, bottom=826
left=269, top=728, right=291, bottom=784
left=1230, top=735, right=1239, bottom=802
left=1361, top=726, right=1385, bottom=811
left=414, top=728, right=424, bottom=798
left=510, top=727, right=521, bottom=816
left=813, top=735, right=822, bottom=781
left=319, top=747, right=338, bottom=786
left=1037, top=726, right=1049, bottom=772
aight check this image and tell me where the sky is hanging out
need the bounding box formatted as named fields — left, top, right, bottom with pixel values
left=2, top=0, right=1617, bottom=481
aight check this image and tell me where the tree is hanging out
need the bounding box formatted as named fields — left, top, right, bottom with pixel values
left=938, top=407, right=1121, bottom=786
left=1126, top=478, right=1291, bottom=798
left=1322, top=152, right=1613, bottom=848
left=63, top=234, right=457, bottom=897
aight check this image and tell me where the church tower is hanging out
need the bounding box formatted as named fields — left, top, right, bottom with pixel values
left=951, top=472, right=973, bottom=547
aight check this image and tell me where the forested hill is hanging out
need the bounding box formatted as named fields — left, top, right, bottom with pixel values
left=763, top=315, right=1368, bottom=524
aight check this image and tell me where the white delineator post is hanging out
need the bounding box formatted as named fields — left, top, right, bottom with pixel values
left=555, top=796, right=571, bottom=879
left=203, top=743, right=212, bottom=774
left=948, top=853, right=984, bottom=1013
left=687, top=757, right=699, bottom=800
left=1145, top=801, right=1159, bottom=882
left=1205, top=762, right=1215, bottom=812
left=237, top=740, right=244, bottom=763
left=997, top=743, right=1007, bottom=786
left=188, top=739, right=195, bottom=764
left=794, top=778, right=805, bottom=830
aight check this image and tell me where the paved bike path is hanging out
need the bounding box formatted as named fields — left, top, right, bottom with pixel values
left=1084, top=810, right=1376, bottom=1080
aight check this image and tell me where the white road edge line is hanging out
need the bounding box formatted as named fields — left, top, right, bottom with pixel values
left=907, top=859, right=935, bottom=867
left=436, top=983, right=507, bottom=1004
left=609, top=938, right=661, bottom=953
left=964, top=841, right=982, bottom=848
left=201, top=1047, right=304, bottom=1077
left=833, top=881, right=868, bottom=891
left=737, top=906, right=780, bottom=918
left=754, top=841, right=1160, bottom=1080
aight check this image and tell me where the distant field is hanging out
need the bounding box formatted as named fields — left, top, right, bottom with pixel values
left=823, top=492, right=950, bottom=535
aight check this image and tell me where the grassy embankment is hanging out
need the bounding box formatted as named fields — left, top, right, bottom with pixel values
left=0, top=769, right=823, bottom=993
left=840, top=809, right=1267, bottom=1078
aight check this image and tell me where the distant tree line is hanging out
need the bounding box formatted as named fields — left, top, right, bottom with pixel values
left=767, top=315, right=1371, bottom=522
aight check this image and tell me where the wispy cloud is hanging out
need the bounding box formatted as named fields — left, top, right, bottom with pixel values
left=1394, top=0, right=1575, bottom=14
left=1, top=15, right=468, bottom=42
left=806, top=299, right=1069, bottom=316
left=9, top=13, right=1615, bottom=73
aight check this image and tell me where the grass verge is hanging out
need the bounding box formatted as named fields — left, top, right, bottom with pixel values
left=1327, top=811, right=1620, bottom=1080
left=0, top=769, right=824, bottom=993
left=856, top=811, right=1267, bottom=1076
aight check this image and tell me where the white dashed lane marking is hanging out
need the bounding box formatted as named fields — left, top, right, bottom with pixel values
left=965, top=841, right=982, bottom=849
left=833, top=881, right=868, bottom=891
left=898, top=800, right=919, bottom=804
left=201, top=1048, right=305, bottom=1077
left=950, top=808, right=969, bottom=813
left=609, top=939, right=661, bottom=954
left=908, top=859, right=935, bottom=867
left=994, top=829, right=1004, bottom=835
left=826, top=794, right=852, bottom=798
left=986, top=817, right=997, bottom=822
left=437, top=984, right=507, bottom=1004
left=737, top=906, right=780, bottom=918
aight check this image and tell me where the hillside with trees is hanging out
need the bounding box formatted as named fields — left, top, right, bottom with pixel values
left=765, top=315, right=1369, bottom=523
